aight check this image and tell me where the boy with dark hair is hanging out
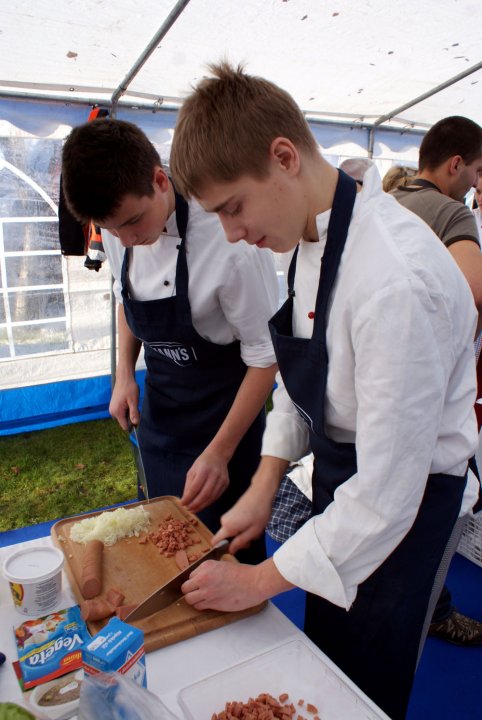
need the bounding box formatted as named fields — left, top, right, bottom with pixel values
left=169, top=64, right=480, bottom=719
left=61, top=118, right=278, bottom=565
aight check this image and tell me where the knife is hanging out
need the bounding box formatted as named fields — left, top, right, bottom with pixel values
left=127, top=420, right=150, bottom=503
left=124, top=539, right=230, bottom=622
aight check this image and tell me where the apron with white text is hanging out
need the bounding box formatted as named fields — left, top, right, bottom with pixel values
left=121, top=189, right=265, bottom=562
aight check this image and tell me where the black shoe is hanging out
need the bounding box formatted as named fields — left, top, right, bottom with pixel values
left=428, top=609, right=482, bottom=646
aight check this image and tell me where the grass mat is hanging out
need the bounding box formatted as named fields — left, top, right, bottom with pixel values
left=0, top=419, right=137, bottom=532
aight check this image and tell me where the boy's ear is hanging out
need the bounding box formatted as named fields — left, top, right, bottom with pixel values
left=153, top=166, right=170, bottom=191
left=270, top=137, right=300, bottom=176
left=448, top=154, right=463, bottom=176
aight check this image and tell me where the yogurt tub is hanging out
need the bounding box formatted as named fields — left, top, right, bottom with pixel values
left=3, top=546, right=64, bottom=616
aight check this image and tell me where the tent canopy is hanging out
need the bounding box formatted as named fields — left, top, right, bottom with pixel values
left=1, top=0, right=481, bottom=130
left=0, top=0, right=481, bottom=435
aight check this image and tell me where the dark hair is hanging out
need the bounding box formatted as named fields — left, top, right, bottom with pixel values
left=418, top=116, right=482, bottom=172
left=61, top=119, right=161, bottom=223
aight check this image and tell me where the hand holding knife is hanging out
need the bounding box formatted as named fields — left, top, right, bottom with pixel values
left=124, top=539, right=230, bottom=621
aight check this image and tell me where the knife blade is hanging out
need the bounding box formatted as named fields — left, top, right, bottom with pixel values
left=127, top=420, right=150, bottom=504
left=124, top=539, right=230, bottom=622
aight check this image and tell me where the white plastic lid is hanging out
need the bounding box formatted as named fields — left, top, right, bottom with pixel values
left=3, top=546, right=64, bottom=584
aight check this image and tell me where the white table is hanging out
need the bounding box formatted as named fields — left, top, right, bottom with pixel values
left=0, top=536, right=389, bottom=719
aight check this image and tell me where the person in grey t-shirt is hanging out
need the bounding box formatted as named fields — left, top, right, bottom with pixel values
left=391, top=115, right=482, bottom=647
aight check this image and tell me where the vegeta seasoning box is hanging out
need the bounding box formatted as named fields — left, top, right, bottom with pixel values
left=82, top=617, right=146, bottom=688
left=14, top=605, right=87, bottom=689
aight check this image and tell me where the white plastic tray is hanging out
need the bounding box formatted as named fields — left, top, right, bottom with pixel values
left=177, top=639, right=389, bottom=720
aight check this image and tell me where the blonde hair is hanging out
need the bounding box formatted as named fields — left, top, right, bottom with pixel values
left=382, top=165, right=417, bottom=193
left=170, top=62, right=318, bottom=198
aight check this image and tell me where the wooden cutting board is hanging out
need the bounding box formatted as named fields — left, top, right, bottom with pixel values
left=51, top=497, right=266, bottom=652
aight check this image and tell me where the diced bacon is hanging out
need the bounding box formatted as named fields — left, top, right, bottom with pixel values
left=148, top=515, right=202, bottom=558
left=211, top=692, right=310, bottom=719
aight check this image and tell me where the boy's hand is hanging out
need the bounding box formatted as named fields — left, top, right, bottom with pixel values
left=182, top=450, right=230, bottom=512
left=181, top=560, right=262, bottom=612
left=181, top=557, right=294, bottom=612
left=210, top=483, right=274, bottom=555
left=109, top=375, right=140, bottom=430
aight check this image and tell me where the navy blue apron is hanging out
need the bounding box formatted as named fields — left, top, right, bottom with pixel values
left=121, top=188, right=266, bottom=563
left=268, top=170, right=467, bottom=719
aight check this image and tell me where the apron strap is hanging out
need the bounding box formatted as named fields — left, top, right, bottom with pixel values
left=286, top=245, right=299, bottom=298
left=173, top=184, right=189, bottom=239
left=120, top=183, right=191, bottom=301
left=309, top=170, right=357, bottom=360
left=171, top=184, right=190, bottom=298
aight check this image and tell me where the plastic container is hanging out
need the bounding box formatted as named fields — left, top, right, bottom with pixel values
left=3, top=546, right=64, bottom=616
left=178, top=639, right=390, bottom=720
left=457, top=511, right=482, bottom=567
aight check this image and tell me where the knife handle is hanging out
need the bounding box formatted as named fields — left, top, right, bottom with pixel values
left=127, top=419, right=136, bottom=433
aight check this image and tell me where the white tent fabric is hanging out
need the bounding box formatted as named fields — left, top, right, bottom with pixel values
left=1, top=0, right=481, bottom=128
left=0, top=0, right=480, bottom=432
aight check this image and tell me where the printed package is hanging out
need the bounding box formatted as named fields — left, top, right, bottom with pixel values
left=82, top=617, right=146, bottom=688
left=12, top=605, right=88, bottom=719
left=14, top=605, right=87, bottom=690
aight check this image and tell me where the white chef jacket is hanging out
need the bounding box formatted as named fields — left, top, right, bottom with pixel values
left=265, top=166, right=479, bottom=609
left=102, top=197, right=278, bottom=369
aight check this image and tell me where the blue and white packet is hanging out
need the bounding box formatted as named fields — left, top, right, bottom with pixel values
left=14, top=605, right=89, bottom=690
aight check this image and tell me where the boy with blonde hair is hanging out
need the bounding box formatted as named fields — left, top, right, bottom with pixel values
left=169, top=64, right=479, bottom=719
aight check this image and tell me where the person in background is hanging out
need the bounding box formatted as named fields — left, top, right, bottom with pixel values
left=168, top=63, right=479, bottom=719
left=382, top=165, right=417, bottom=193
left=338, top=157, right=373, bottom=184
left=473, top=174, right=482, bottom=241
left=472, top=177, right=482, bottom=363
left=391, top=115, right=482, bottom=645
left=391, top=116, right=482, bottom=334
left=61, top=119, right=279, bottom=564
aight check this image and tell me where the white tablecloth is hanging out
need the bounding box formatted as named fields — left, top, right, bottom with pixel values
left=0, top=536, right=389, bottom=719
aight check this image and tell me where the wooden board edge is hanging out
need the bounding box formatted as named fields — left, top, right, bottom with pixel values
left=51, top=524, right=85, bottom=613
left=143, top=600, right=268, bottom=653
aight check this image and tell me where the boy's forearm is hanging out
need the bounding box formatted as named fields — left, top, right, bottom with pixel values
left=206, top=364, right=277, bottom=461
left=116, top=304, right=142, bottom=375
left=253, top=557, right=296, bottom=599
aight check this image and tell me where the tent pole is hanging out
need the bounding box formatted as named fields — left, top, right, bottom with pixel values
left=366, top=62, right=481, bottom=161
left=372, top=61, right=482, bottom=128
left=110, top=275, right=116, bottom=390
left=368, top=128, right=375, bottom=159
left=110, top=0, right=191, bottom=116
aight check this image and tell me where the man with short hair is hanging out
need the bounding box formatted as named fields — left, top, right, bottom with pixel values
left=392, top=115, right=482, bottom=646
left=392, top=115, right=482, bottom=332
left=169, top=64, right=480, bottom=719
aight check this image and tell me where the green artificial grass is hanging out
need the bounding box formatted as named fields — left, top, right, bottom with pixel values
left=0, top=419, right=137, bottom=532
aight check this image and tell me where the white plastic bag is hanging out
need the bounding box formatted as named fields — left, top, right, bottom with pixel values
left=78, top=673, right=179, bottom=720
